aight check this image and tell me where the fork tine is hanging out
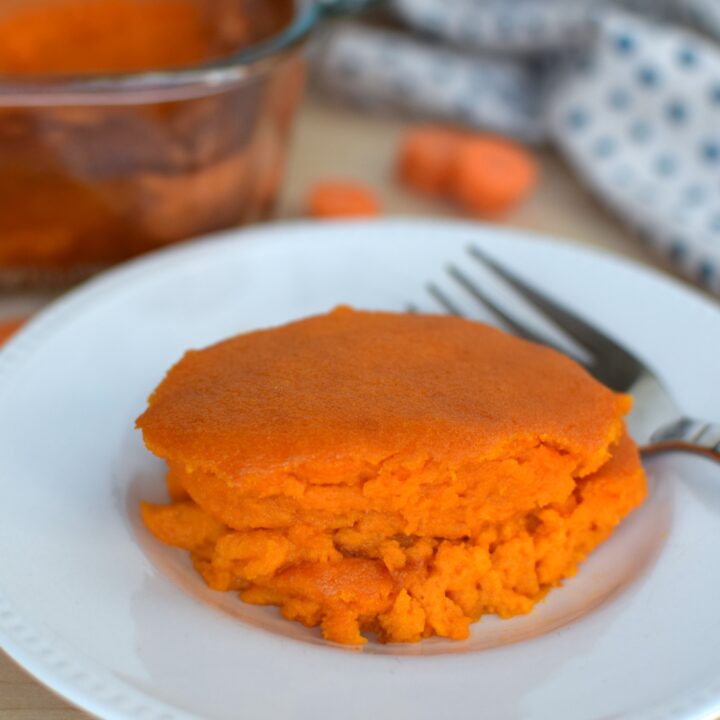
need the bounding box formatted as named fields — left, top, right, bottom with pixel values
left=446, top=264, right=565, bottom=351
left=426, top=282, right=464, bottom=316
left=467, top=245, right=641, bottom=366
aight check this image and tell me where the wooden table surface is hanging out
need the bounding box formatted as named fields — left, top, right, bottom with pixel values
left=0, top=93, right=702, bottom=719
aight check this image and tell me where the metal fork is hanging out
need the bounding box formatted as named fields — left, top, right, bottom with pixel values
left=418, top=245, right=720, bottom=461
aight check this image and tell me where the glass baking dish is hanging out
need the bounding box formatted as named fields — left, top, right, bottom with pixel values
left=0, top=0, right=306, bottom=287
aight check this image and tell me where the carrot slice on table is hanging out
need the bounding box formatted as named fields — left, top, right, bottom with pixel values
left=397, top=126, right=466, bottom=197
left=452, top=136, right=538, bottom=216
left=0, top=317, right=26, bottom=347
left=307, top=181, right=381, bottom=219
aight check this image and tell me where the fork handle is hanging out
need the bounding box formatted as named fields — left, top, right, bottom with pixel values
left=648, top=418, right=720, bottom=460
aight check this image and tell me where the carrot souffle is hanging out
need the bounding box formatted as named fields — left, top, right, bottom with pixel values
left=138, top=307, right=646, bottom=645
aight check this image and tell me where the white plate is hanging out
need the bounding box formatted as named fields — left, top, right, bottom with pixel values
left=1, top=219, right=719, bottom=720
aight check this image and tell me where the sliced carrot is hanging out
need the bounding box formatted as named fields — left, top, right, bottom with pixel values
left=0, top=317, right=26, bottom=347
left=451, top=136, right=538, bottom=216
left=397, top=126, right=466, bottom=197
left=307, top=181, right=381, bottom=219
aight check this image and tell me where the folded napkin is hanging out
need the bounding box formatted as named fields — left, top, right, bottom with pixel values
left=315, top=1, right=720, bottom=295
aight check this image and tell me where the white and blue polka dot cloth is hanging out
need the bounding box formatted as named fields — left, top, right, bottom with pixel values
left=316, top=2, right=720, bottom=294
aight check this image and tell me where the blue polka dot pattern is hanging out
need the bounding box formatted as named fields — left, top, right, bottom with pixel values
left=613, top=33, right=636, bottom=54
left=697, top=261, right=715, bottom=286
left=678, top=47, right=699, bottom=68
left=593, top=137, right=616, bottom=158
left=637, top=66, right=660, bottom=87
left=666, top=100, right=688, bottom=123
left=701, top=141, right=720, bottom=162
left=547, top=11, right=720, bottom=295
left=668, top=241, right=687, bottom=263
left=566, top=108, right=590, bottom=130
left=319, top=4, right=720, bottom=295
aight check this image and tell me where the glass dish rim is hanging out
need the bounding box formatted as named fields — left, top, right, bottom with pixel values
left=0, top=0, right=309, bottom=106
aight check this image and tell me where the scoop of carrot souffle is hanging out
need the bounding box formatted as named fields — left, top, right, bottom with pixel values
left=137, top=307, right=646, bottom=645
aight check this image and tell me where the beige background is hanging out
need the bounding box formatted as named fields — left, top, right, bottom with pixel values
left=0, top=94, right=705, bottom=719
